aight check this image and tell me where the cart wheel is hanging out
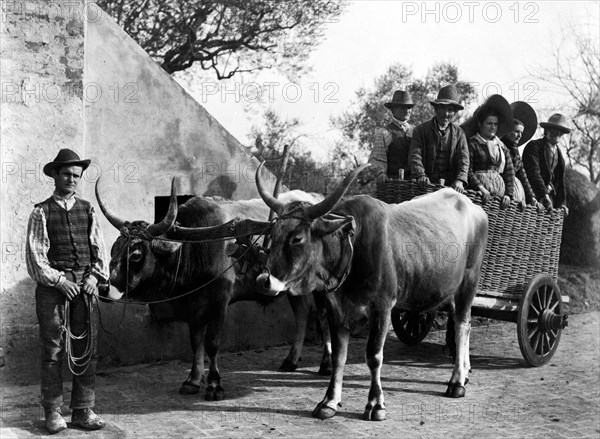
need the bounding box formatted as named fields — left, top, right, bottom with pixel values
left=517, top=274, right=568, bottom=367
left=391, top=308, right=436, bottom=346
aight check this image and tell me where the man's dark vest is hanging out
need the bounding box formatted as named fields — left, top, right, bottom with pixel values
left=385, top=122, right=412, bottom=178
left=36, top=197, right=94, bottom=269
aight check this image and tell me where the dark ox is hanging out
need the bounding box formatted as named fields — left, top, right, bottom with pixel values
left=96, top=180, right=332, bottom=401
left=254, top=164, right=488, bottom=421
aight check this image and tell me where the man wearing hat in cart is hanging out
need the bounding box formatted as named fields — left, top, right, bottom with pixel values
left=408, top=85, right=469, bottom=193
left=523, top=113, right=571, bottom=214
left=26, top=149, right=108, bottom=433
left=368, top=90, right=415, bottom=183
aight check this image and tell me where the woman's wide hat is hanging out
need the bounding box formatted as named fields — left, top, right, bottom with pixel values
left=384, top=90, right=414, bottom=108
left=540, top=113, right=572, bottom=134
left=510, top=101, right=538, bottom=146
left=460, top=94, right=513, bottom=139
left=43, top=148, right=91, bottom=177
left=430, top=85, right=464, bottom=110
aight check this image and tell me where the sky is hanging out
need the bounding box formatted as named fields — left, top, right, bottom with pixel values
left=175, top=0, right=600, bottom=162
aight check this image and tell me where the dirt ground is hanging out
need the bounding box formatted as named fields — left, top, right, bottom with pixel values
left=1, top=312, right=598, bottom=439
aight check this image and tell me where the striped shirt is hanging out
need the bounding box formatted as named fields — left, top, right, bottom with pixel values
left=26, top=192, right=109, bottom=288
left=368, top=119, right=414, bottom=177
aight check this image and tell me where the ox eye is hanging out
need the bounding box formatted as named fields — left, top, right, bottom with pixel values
left=289, top=234, right=304, bottom=246
left=129, top=249, right=143, bottom=262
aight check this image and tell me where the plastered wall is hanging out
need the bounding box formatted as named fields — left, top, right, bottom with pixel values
left=1, top=1, right=303, bottom=385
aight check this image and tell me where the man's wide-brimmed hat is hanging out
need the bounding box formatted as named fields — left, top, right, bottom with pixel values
left=510, top=101, right=538, bottom=146
left=384, top=90, right=414, bottom=108
left=460, top=94, right=513, bottom=140
left=430, top=85, right=464, bottom=110
left=43, top=148, right=91, bottom=177
left=540, top=113, right=572, bottom=134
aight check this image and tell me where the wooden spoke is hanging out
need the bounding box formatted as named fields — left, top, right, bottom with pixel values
left=518, top=275, right=565, bottom=367
left=391, top=308, right=436, bottom=346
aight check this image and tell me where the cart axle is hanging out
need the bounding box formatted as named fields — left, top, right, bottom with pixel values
left=540, top=309, right=568, bottom=332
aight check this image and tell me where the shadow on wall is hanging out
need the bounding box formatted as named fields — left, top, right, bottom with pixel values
left=203, top=176, right=238, bottom=199
left=561, top=168, right=600, bottom=267
left=0, top=277, right=40, bottom=385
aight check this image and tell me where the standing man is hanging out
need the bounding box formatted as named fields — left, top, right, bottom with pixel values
left=26, top=149, right=107, bottom=433
left=523, top=113, right=570, bottom=214
left=408, top=85, right=469, bottom=193
left=368, top=90, right=415, bottom=183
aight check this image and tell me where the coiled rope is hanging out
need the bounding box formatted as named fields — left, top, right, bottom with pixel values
left=63, top=293, right=97, bottom=376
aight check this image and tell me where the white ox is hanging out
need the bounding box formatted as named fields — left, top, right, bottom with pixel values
left=254, top=164, right=488, bottom=420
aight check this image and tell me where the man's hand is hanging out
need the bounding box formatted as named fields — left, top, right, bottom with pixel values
left=542, top=195, right=553, bottom=213
left=450, top=180, right=465, bottom=194
left=376, top=173, right=388, bottom=185
left=416, top=175, right=430, bottom=189
left=500, top=195, right=511, bottom=209
left=560, top=205, right=569, bottom=217
left=81, top=276, right=99, bottom=296
left=57, top=279, right=80, bottom=301
left=527, top=198, right=544, bottom=210
left=478, top=185, right=491, bottom=204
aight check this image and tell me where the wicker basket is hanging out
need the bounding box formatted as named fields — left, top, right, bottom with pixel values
left=375, top=180, right=564, bottom=299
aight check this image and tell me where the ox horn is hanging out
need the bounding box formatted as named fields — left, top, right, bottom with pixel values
left=303, top=163, right=370, bottom=220
left=95, top=177, right=126, bottom=230
left=255, top=161, right=286, bottom=215
left=147, top=178, right=178, bottom=236
left=170, top=218, right=272, bottom=241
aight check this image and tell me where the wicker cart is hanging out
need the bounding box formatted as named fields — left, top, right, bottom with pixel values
left=376, top=180, right=569, bottom=366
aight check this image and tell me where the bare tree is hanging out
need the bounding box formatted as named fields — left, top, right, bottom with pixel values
left=248, top=109, right=305, bottom=161
left=535, top=21, right=600, bottom=184
left=248, top=109, right=334, bottom=193
left=97, top=0, right=346, bottom=78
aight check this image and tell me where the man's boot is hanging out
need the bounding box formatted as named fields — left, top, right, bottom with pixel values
left=44, top=408, right=67, bottom=434
left=71, top=408, right=105, bottom=430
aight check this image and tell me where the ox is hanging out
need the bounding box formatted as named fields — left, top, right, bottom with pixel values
left=254, top=164, right=488, bottom=420
left=96, top=179, right=332, bottom=401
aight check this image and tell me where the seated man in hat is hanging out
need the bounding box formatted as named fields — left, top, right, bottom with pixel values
left=523, top=113, right=571, bottom=214
left=408, top=85, right=469, bottom=193
left=26, top=149, right=108, bottom=434
left=368, top=90, right=415, bottom=183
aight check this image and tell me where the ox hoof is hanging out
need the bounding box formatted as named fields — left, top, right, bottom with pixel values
left=179, top=380, right=201, bottom=395
left=278, top=358, right=298, bottom=372
left=446, top=377, right=469, bottom=387
left=363, top=403, right=386, bottom=421
left=311, top=402, right=340, bottom=420
left=318, top=361, right=332, bottom=376
left=205, top=385, right=225, bottom=401
left=444, top=384, right=466, bottom=398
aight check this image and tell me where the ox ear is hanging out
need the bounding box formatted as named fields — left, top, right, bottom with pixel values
left=151, top=239, right=182, bottom=255
left=311, top=213, right=355, bottom=237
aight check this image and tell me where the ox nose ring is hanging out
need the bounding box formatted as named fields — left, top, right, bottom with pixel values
left=258, top=267, right=272, bottom=289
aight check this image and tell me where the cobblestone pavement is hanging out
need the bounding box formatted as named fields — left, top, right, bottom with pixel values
left=2, top=312, right=598, bottom=439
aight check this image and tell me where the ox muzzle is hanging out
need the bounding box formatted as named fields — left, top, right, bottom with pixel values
left=256, top=268, right=288, bottom=296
